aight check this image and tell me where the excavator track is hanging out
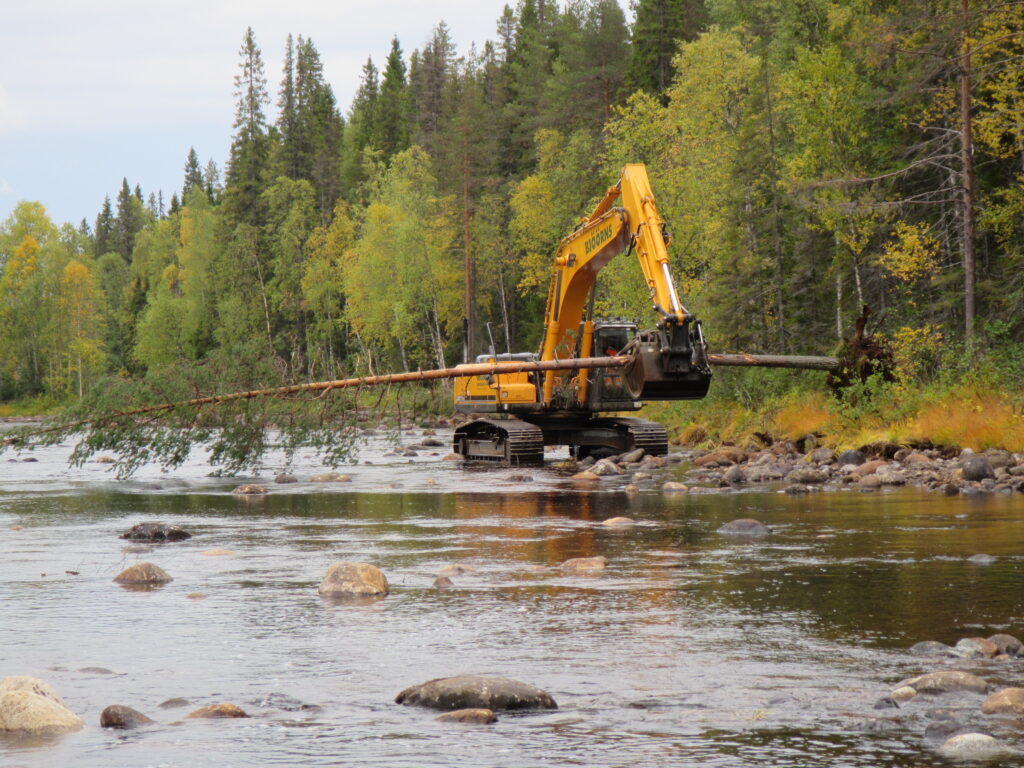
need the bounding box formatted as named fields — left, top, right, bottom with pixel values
left=453, top=418, right=545, bottom=465
left=589, top=416, right=668, bottom=456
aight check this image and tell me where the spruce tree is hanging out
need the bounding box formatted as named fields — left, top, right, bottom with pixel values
left=114, top=178, right=142, bottom=261
left=625, top=0, right=706, bottom=99
left=94, top=195, right=115, bottom=257
left=222, top=26, right=271, bottom=227
left=276, top=34, right=299, bottom=178
left=376, top=36, right=411, bottom=159
left=183, top=147, right=204, bottom=200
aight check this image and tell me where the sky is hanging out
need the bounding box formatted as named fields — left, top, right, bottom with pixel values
left=0, top=0, right=517, bottom=228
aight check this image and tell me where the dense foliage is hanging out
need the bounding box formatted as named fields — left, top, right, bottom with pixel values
left=2, top=0, right=1023, bottom=412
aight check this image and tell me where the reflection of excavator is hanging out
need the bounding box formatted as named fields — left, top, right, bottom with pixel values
left=453, top=164, right=711, bottom=464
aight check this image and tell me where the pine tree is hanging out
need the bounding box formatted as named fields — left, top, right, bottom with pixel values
left=182, top=147, right=204, bottom=201
left=625, top=0, right=706, bottom=99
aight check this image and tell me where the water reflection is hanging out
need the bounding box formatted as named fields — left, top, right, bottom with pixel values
left=1, top=452, right=1023, bottom=767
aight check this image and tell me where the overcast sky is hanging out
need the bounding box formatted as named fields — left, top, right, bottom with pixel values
left=0, top=0, right=519, bottom=228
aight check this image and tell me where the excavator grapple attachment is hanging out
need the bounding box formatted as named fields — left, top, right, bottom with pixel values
left=623, top=323, right=711, bottom=401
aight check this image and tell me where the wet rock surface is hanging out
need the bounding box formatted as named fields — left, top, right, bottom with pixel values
left=435, top=708, right=497, bottom=724
left=0, top=677, right=83, bottom=734
left=100, top=704, right=153, bottom=728
left=185, top=703, right=249, bottom=719
left=717, top=518, right=770, bottom=537
left=318, top=561, right=389, bottom=597
left=113, top=562, right=172, bottom=585
left=898, top=670, right=989, bottom=695
left=396, top=675, right=557, bottom=712
left=561, top=556, right=607, bottom=573
left=120, top=522, right=191, bottom=542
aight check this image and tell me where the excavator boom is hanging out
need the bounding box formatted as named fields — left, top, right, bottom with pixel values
left=538, top=164, right=710, bottom=406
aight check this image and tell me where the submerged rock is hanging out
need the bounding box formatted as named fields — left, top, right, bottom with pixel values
left=899, top=670, right=988, bottom=694
left=120, top=522, right=191, bottom=542
left=318, top=562, right=389, bottom=597
left=435, top=708, right=497, bottom=724
left=909, top=641, right=958, bottom=657
left=661, top=481, right=688, bottom=493
left=433, top=576, right=453, bottom=590
left=890, top=686, right=917, bottom=703
left=274, top=474, right=298, bottom=484
left=232, top=484, right=267, bottom=495
left=100, top=705, right=153, bottom=729
left=601, top=516, right=635, bottom=527
left=113, top=562, right=172, bottom=585
left=396, top=675, right=557, bottom=712
left=981, top=687, right=1024, bottom=715
left=955, top=637, right=999, bottom=659
left=185, top=703, right=249, bottom=719
left=158, top=697, right=191, bottom=709
left=716, top=518, right=770, bottom=537
left=561, top=556, right=607, bottom=573
left=941, top=732, right=1010, bottom=759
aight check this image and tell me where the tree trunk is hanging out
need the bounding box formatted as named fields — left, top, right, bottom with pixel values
left=960, top=0, right=977, bottom=347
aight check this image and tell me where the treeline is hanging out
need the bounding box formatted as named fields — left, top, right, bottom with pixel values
left=1, top=0, right=1022, bottom=403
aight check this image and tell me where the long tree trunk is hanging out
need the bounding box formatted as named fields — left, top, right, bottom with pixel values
left=763, top=62, right=786, bottom=351
left=960, top=0, right=977, bottom=347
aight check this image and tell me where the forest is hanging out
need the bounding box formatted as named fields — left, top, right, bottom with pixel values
left=1, top=0, right=1022, bottom=448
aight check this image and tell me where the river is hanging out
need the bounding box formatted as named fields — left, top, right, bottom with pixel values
left=1, top=429, right=1023, bottom=766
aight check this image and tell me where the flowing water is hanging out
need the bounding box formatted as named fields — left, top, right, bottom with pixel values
left=1, top=430, right=1024, bottom=767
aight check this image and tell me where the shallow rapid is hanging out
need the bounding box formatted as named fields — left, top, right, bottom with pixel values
left=1, top=430, right=1023, bottom=767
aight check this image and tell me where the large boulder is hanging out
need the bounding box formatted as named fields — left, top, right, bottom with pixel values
left=981, top=687, right=1024, bottom=715
left=988, top=633, right=1023, bottom=657
left=318, top=562, right=389, bottom=597
left=954, top=637, right=999, bottom=659
left=113, top=562, right=172, bottom=585
left=898, top=670, right=988, bottom=694
left=962, top=457, right=995, bottom=482
left=941, top=733, right=1010, bottom=759
left=120, top=522, right=191, bottom=542
left=100, top=705, right=154, bottom=729
left=0, top=677, right=83, bottom=734
left=837, top=449, right=866, bottom=466
left=787, top=468, right=827, bottom=484
left=717, top=518, right=770, bottom=537
left=395, top=675, right=557, bottom=712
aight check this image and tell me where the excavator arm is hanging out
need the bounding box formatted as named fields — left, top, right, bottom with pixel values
left=538, top=164, right=710, bottom=406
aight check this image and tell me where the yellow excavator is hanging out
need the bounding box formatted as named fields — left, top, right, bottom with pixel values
left=452, top=164, right=711, bottom=464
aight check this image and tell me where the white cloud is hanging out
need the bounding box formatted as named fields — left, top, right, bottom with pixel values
left=0, top=179, right=13, bottom=196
